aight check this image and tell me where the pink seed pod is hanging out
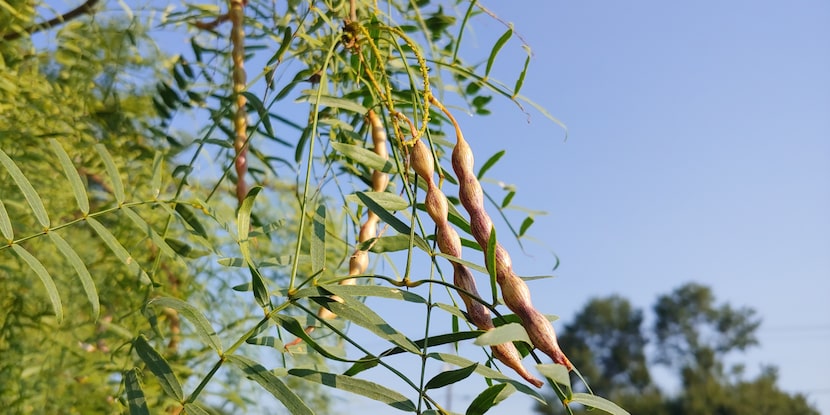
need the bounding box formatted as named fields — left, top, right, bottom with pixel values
left=430, top=95, right=572, bottom=370
left=410, top=139, right=543, bottom=387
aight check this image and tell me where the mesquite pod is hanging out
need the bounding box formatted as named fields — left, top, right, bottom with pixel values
left=430, top=96, right=572, bottom=370
left=286, top=110, right=389, bottom=347
left=230, top=0, right=248, bottom=206
left=410, top=139, right=543, bottom=387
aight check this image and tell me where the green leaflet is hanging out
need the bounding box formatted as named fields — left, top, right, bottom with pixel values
left=49, top=139, right=90, bottom=214
left=124, top=369, right=149, bottom=415
left=311, top=202, right=325, bottom=275
left=571, top=393, right=631, bottom=415
left=238, top=186, right=269, bottom=308
left=314, top=285, right=421, bottom=354
left=133, top=335, right=184, bottom=401
left=48, top=231, right=99, bottom=320
left=289, top=368, right=417, bottom=412
left=0, top=198, right=12, bottom=241
left=12, top=244, right=63, bottom=323
left=94, top=144, right=126, bottom=205
left=331, top=142, right=397, bottom=174
left=424, top=363, right=478, bottom=390
left=466, top=383, right=514, bottom=415
left=485, top=28, right=512, bottom=78
left=296, top=94, right=368, bottom=114
left=0, top=149, right=50, bottom=228
left=226, top=355, right=314, bottom=415
left=148, top=297, right=223, bottom=355
left=86, top=217, right=150, bottom=285
left=428, top=352, right=546, bottom=404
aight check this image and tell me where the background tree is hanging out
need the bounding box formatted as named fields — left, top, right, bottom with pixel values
left=536, top=283, right=818, bottom=415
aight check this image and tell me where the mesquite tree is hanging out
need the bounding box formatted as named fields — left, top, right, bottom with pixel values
left=1, top=0, right=627, bottom=414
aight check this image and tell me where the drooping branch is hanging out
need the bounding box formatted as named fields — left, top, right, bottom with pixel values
left=3, top=0, right=100, bottom=41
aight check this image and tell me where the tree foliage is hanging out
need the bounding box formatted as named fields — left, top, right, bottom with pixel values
left=1, top=1, right=621, bottom=414
left=536, top=283, right=818, bottom=415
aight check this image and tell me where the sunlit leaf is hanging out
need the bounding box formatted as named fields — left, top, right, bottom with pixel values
left=134, top=335, right=183, bottom=401
left=0, top=149, right=50, bottom=228
left=289, top=368, right=417, bottom=412
left=227, top=355, right=314, bottom=415
left=466, top=383, right=514, bottom=415
left=148, top=297, right=222, bottom=354
left=95, top=144, right=125, bottom=204
left=331, top=142, right=397, bottom=173
left=124, top=369, right=149, bottom=415
left=12, top=244, right=62, bottom=323
left=49, top=139, right=89, bottom=214
left=0, top=199, right=12, bottom=241
left=571, top=393, right=631, bottom=415
left=86, top=217, right=150, bottom=284
left=425, top=363, right=477, bottom=390
left=48, top=232, right=98, bottom=320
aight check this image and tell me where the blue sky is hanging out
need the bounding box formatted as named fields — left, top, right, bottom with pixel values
left=430, top=1, right=829, bottom=413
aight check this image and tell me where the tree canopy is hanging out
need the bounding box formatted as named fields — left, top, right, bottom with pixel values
left=535, top=283, right=819, bottom=415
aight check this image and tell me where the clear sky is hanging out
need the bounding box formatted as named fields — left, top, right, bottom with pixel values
left=421, top=1, right=829, bottom=413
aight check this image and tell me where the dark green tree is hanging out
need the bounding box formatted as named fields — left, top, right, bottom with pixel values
left=535, top=283, right=819, bottom=415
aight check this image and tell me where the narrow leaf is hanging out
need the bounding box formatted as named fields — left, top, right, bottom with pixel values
left=148, top=297, right=223, bottom=354
left=86, top=217, right=150, bottom=284
left=466, top=383, right=514, bottom=415
left=289, top=368, right=417, bottom=412
left=518, top=217, right=534, bottom=237
left=308, top=285, right=427, bottom=304
left=571, top=393, right=631, bottom=415
left=49, top=139, right=89, bottom=214
left=246, top=336, right=285, bottom=349
left=124, top=369, right=150, bottom=415
left=296, top=94, right=368, bottom=114
left=175, top=204, right=208, bottom=238
left=151, top=151, right=164, bottom=199
left=424, top=363, right=478, bottom=390
left=183, top=403, right=211, bottom=415
left=134, top=335, right=184, bottom=400
left=227, top=355, right=314, bottom=415
left=48, top=232, right=99, bottom=320
left=272, top=314, right=350, bottom=361
left=122, top=207, right=177, bottom=259
left=513, top=53, right=531, bottom=97
left=316, top=285, right=421, bottom=354
left=12, top=244, right=63, bottom=323
left=0, top=149, right=50, bottom=228
left=311, top=202, right=325, bottom=274
left=474, top=323, right=530, bottom=346
left=536, top=363, right=571, bottom=387
left=0, top=198, right=12, bottom=241
left=331, top=142, right=397, bottom=173
left=242, top=91, right=274, bottom=136
left=94, top=144, right=125, bottom=204
left=349, top=191, right=409, bottom=211
left=485, top=28, right=512, bottom=77
left=429, top=352, right=546, bottom=404
left=238, top=186, right=269, bottom=308
left=477, top=150, right=505, bottom=180
left=355, top=192, right=429, bottom=252
left=486, top=225, right=498, bottom=304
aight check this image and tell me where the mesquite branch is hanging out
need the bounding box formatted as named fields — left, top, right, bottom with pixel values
left=286, top=110, right=389, bottom=347
left=410, top=138, right=543, bottom=387
left=2, top=0, right=100, bottom=41
left=229, top=0, right=249, bottom=206
left=430, top=95, right=572, bottom=370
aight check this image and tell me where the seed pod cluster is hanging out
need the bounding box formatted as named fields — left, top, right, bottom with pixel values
left=230, top=0, right=248, bottom=206
left=410, top=139, right=543, bottom=387
left=287, top=110, right=389, bottom=347
left=431, top=96, right=572, bottom=370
